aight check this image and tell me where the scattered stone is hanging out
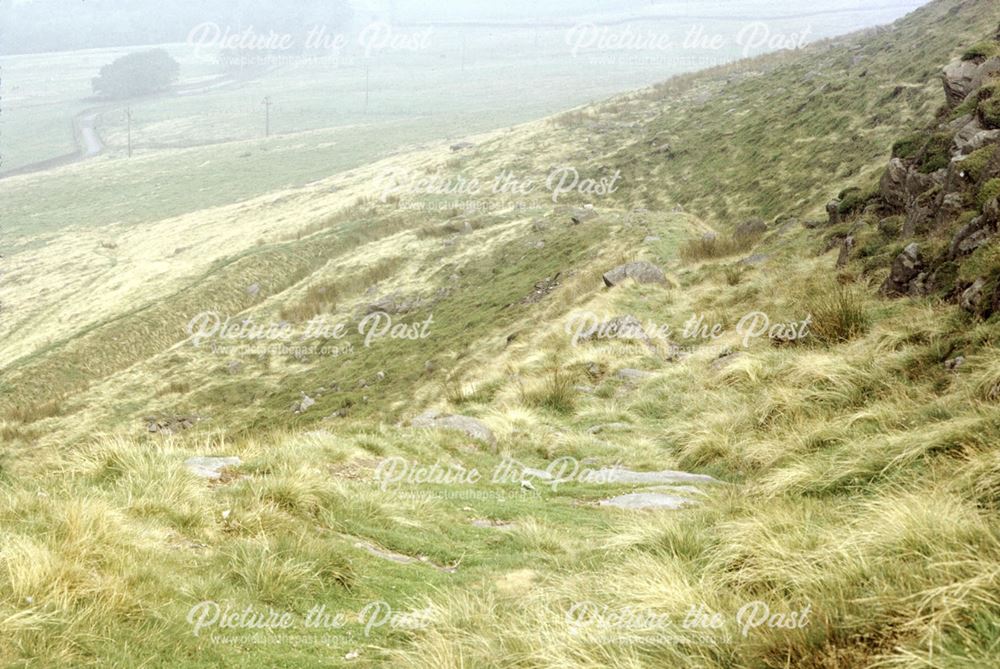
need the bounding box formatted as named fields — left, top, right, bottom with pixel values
left=740, top=253, right=771, bottom=266
left=450, top=141, right=474, bottom=152
left=246, top=283, right=261, bottom=298
left=185, top=456, right=241, bottom=480
left=644, top=235, right=661, bottom=243
left=226, top=360, right=243, bottom=375
left=471, top=519, right=515, bottom=529
left=292, top=394, right=316, bottom=414
left=569, top=206, right=598, bottom=225
left=521, top=273, right=561, bottom=304
left=945, top=356, right=966, bottom=372
left=602, top=261, right=667, bottom=287
left=599, top=493, right=695, bottom=510
left=146, top=415, right=202, bottom=434
left=616, top=368, right=656, bottom=381
left=880, top=243, right=925, bottom=297
left=412, top=411, right=497, bottom=448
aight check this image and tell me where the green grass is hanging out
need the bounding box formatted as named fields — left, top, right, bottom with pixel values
left=3, top=1, right=1000, bottom=667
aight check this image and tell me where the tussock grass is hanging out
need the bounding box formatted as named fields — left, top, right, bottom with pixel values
left=800, top=283, right=872, bottom=346
left=678, top=234, right=754, bottom=262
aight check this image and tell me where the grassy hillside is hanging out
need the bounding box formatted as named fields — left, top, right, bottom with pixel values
left=2, top=0, right=1000, bottom=667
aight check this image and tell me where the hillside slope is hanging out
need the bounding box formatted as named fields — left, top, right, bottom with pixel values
left=2, top=0, right=1000, bottom=667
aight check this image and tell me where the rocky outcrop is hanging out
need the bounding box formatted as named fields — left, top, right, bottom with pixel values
left=950, top=216, right=995, bottom=257
left=826, top=200, right=841, bottom=226
left=880, top=158, right=935, bottom=209
left=602, top=261, right=666, bottom=287
left=880, top=243, right=925, bottom=297
left=943, top=56, right=1000, bottom=108
left=954, top=117, right=1000, bottom=156
left=960, top=278, right=988, bottom=315
left=412, top=411, right=497, bottom=448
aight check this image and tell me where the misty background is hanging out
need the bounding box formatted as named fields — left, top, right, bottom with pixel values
left=1, top=0, right=926, bottom=55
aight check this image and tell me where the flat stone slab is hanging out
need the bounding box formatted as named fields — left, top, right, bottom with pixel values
left=412, top=411, right=496, bottom=447
left=599, top=493, right=695, bottom=510
left=617, top=368, right=657, bottom=381
left=593, top=468, right=719, bottom=485
left=184, top=457, right=241, bottom=480
left=353, top=539, right=457, bottom=573
left=471, top=519, right=516, bottom=529
left=647, top=485, right=709, bottom=497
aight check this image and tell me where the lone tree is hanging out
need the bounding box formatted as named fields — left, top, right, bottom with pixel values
left=92, top=49, right=180, bottom=99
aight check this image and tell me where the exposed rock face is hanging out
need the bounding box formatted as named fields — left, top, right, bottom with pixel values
left=880, top=158, right=934, bottom=209
left=880, top=243, right=925, bottom=297
left=412, top=411, right=497, bottom=448
left=836, top=235, right=855, bottom=268
left=734, top=218, right=767, bottom=239
left=826, top=201, right=841, bottom=226
left=954, top=117, right=1000, bottom=156
left=950, top=216, right=995, bottom=258
left=602, top=261, right=667, bottom=287
left=960, top=278, right=988, bottom=315
left=942, top=57, right=1000, bottom=108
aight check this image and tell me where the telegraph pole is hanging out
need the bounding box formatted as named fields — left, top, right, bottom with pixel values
left=262, top=96, right=272, bottom=137
left=126, top=106, right=133, bottom=158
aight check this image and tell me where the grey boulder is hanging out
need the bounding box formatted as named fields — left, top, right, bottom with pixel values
left=602, top=261, right=667, bottom=287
